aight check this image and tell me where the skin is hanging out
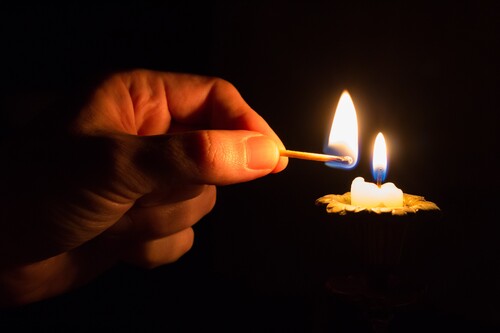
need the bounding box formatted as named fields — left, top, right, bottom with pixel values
left=0, top=70, right=288, bottom=307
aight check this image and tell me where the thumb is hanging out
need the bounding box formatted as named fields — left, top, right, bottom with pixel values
left=136, top=130, right=285, bottom=186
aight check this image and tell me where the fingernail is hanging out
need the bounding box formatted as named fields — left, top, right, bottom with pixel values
left=246, top=136, right=279, bottom=170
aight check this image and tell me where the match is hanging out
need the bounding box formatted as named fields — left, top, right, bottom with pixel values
left=279, top=149, right=353, bottom=164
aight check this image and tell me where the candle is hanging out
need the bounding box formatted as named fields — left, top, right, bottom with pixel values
left=351, top=177, right=403, bottom=208
left=351, top=133, right=404, bottom=208
left=317, top=91, right=439, bottom=215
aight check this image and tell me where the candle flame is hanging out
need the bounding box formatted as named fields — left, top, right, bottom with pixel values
left=372, top=132, right=388, bottom=183
left=324, top=90, right=358, bottom=169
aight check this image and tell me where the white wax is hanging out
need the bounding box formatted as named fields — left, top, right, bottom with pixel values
left=350, top=176, right=404, bottom=208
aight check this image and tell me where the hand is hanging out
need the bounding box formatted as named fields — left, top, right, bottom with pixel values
left=0, top=70, right=288, bottom=307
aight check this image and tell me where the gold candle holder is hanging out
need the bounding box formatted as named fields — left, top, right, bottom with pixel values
left=315, top=191, right=441, bottom=274
left=315, top=190, right=442, bottom=330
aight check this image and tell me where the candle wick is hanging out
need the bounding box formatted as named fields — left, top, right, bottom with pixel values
left=376, top=168, right=383, bottom=187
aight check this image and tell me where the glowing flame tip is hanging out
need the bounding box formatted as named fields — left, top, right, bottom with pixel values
left=372, top=132, right=388, bottom=182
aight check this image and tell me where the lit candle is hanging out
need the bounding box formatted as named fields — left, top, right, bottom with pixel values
left=351, top=133, right=403, bottom=208
left=317, top=91, right=439, bottom=215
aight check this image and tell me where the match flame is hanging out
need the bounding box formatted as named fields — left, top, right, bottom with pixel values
left=324, top=90, right=358, bottom=169
left=372, top=132, right=388, bottom=183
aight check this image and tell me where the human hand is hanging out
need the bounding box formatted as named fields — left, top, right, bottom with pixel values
left=0, top=70, right=287, bottom=307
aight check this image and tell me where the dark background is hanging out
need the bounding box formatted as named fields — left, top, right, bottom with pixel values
left=1, top=1, right=499, bottom=331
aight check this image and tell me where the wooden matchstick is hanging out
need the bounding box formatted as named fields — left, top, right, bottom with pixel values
left=279, top=149, right=353, bottom=164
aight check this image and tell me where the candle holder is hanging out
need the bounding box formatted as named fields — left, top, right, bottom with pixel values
left=315, top=192, right=441, bottom=332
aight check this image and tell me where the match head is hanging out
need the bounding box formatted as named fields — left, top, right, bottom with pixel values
left=342, top=156, right=354, bottom=165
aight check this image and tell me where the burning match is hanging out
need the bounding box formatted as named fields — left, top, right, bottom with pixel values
left=280, top=149, right=353, bottom=164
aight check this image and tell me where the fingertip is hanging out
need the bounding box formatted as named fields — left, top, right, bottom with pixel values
left=270, top=139, right=288, bottom=173
left=273, top=156, right=289, bottom=173
left=245, top=135, right=280, bottom=171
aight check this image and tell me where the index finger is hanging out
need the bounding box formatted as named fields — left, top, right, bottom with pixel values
left=157, top=72, right=289, bottom=173
left=158, top=72, right=272, bottom=133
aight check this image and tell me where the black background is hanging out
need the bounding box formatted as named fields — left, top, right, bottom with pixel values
left=1, top=1, right=499, bottom=332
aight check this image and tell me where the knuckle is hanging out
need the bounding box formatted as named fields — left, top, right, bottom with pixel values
left=195, top=131, right=232, bottom=180
left=178, top=131, right=223, bottom=182
left=122, top=229, right=194, bottom=269
left=205, top=185, right=217, bottom=212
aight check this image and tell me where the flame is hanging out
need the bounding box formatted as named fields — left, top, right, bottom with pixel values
left=324, top=90, right=358, bottom=169
left=372, top=132, right=388, bottom=183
